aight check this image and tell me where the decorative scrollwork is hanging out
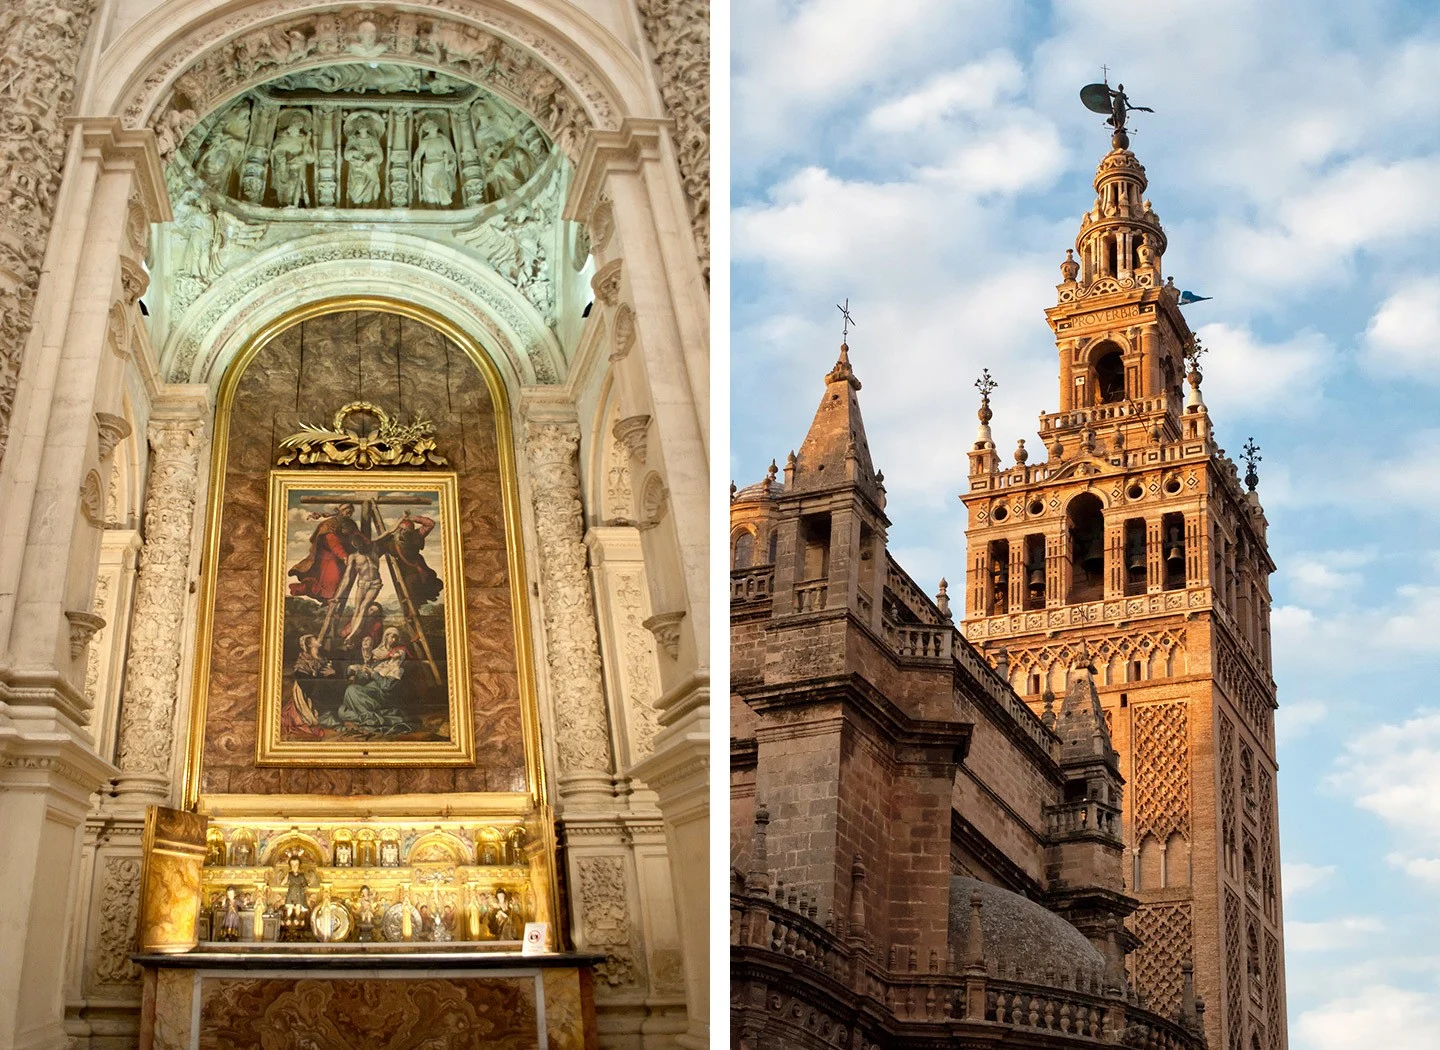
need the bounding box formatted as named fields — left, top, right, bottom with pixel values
left=276, top=401, right=448, bottom=469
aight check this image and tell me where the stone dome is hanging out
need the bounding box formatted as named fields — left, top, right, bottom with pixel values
left=732, top=480, right=784, bottom=503
left=948, top=876, right=1105, bottom=990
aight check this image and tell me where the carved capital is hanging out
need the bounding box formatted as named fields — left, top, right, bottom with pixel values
left=641, top=610, right=685, bottom=660
left=591, top=258, right=623, bottom=308
left=95, top=411, right=133, bottom=460
left=64, top=610, right=106, bottom=660
left=612, top=414, right=650, bottom=463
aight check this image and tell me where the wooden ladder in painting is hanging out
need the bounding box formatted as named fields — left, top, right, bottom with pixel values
left=313, top=495, right=443, bottom=686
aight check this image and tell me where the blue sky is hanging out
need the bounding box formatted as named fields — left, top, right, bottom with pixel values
left=731, top=2, right=1440, bottom=1044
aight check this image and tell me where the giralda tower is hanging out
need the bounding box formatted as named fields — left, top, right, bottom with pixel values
left=960, top=118, right=1288, bottom=1050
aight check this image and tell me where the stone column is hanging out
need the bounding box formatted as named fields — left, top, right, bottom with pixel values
left=523, top=418, right=614, bottom=805
left=566, top=120, right=710, bottom=1050
left=0, top=118, right=169, bottom=728
left=0, top=0, right=99, bottom=465
left=113, top=410, right=207, bottom=804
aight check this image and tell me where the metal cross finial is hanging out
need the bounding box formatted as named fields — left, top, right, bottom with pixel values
left=837, top=299, right=857, bottom=342
left=1101, top=64, right=1109, bottom=84
left=975, top=368, right=998, bottom=399
left=1184, top=335, right=1208, bottom=373
left=1241, top=438, right=1262, bottom=491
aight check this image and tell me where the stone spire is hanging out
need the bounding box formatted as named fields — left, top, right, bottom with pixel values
left=791, top=341, right=879, bottom=496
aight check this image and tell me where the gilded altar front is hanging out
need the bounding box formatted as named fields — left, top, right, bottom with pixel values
left=138, top=304, right=564, bottom=967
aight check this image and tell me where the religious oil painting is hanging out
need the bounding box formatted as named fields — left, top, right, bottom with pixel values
left=256, top=470, right=474, bottom=765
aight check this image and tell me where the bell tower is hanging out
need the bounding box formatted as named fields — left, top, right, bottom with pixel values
left=960, top=127, right=1288, bottom=1050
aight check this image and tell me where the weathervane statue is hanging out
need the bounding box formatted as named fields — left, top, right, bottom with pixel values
left=1080, top=70, right=1153, bottom=149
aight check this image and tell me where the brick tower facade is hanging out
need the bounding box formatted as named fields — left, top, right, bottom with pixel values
left=960, top=130, right=1288, bottom=1050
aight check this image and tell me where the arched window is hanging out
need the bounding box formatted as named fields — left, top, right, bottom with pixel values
left=732, top=529, right=755, bottom=569
left=1094, top=348, right=1126, bottom=403
left=1067, top=494, right=1105, bottom=603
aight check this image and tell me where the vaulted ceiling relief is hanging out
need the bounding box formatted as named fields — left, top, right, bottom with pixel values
left=154, top=61, right=584, bottom=369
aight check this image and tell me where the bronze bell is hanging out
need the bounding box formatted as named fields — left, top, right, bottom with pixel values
left=1126, top=548, right=1146, bottom=573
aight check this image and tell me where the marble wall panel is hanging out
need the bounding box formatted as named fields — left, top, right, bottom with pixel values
left=196, top=975, right=539, bottom=1050
left=200, top=309, right=525, bottom=795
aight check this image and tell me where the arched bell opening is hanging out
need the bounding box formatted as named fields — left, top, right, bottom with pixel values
left=1067, top=493, right=1105, bottom=603
left=1093, top=345, right=1126, bottom=404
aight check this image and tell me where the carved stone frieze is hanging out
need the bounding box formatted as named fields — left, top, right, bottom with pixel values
left=576, top=854, right=641, bottom=994
left=165, top=237, right=559, bottom=386
left=114, top=417, right=205, bottom=790
left=0, top=0, right=98, bottom=463
left=613, top=573, right=660, bottom=761
left=635, top=0, right=710, bottom=276
left=91, top=855, right=143, bottom=988
left=604, top=416, right=633, bottom=522
left=523, top=420, right=613, bottom=783
left=180, top=83, right=553, bottom=215
left=85, top=574, right=112, bottom=706
left=133, top=7, right=610, bottom=165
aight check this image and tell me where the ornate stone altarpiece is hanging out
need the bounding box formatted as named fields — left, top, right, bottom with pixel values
left=154, top=301, right=564, bottom=958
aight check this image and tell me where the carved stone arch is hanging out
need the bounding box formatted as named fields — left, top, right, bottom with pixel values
left=92, top=0, right=656, bottom=159
left=163, top=230, right=559, bottom=389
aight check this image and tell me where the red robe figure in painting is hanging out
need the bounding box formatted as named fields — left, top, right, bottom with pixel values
left=378, top=513, right=442, bottom=607
left=289, top=503, right=361, bottom=601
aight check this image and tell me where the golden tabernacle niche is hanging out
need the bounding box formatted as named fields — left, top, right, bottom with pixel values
left=133, top=302, right=595, bottom=1043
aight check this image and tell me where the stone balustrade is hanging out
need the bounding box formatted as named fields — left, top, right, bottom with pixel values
left=730, top=565, right=774, bottom=602
left=730, top=882, right=1206, bottom=1050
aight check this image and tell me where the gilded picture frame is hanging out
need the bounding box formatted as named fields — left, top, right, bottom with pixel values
left=255, top=469, right=474, bottom=766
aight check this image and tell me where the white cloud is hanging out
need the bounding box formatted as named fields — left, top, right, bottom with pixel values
left=1282, top=861, right=1336, bottom=901
left=1386, top=853, right=1440, bottom=887
left=1193, top=322, right=1333, bottom=419
left=1332, top=711, right=1440, bottom=851
left=1365, top=280, right=1440, bottom=378
left=1295, top=985, right=1440, bottom=1050
left=920, top=121, right=1064, bottom=195
left=1286, top=916, right=1384, bottom=953
left=867, top=52, right=1025, bottom=132
left=1276, top=699, right=1328, bottom=744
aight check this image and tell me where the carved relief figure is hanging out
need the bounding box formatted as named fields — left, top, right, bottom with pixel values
left=196, top=103, right=252, bottom=191
left=269, top=113, right=315, bottom=207
left=343, top=113, right=386, bottom=205
left=412, top=117, right=458, bottom=205
left=176, top=197, right=224, bottom=281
